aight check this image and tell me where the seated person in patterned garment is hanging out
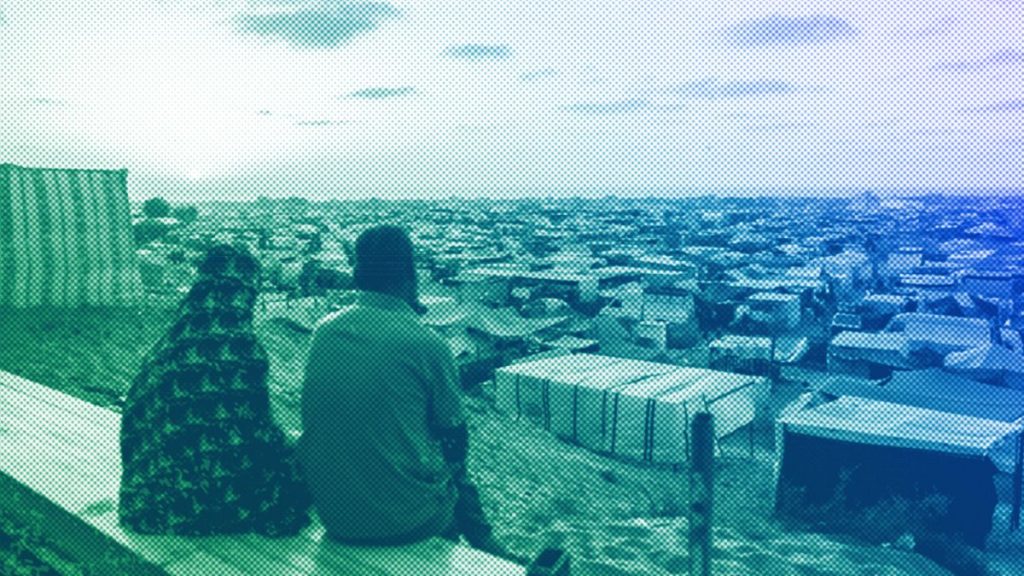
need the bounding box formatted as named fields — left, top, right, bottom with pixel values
left=119, top=244, right=311, bottom=536
left=299, top=225, right=508, bottom=557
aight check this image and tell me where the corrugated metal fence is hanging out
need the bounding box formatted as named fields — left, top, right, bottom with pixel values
left=0, top=164, right=141, bottom=307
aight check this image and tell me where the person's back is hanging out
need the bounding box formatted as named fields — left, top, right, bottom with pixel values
left=300, top=290, right=465, bottom=542
left=299, top=225, right=472, bottom=545
left=119, top=244, right=310, bottom=537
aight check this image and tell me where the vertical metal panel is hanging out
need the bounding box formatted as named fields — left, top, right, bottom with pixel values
left=53, top=170, right=80, bottom=306
left=77, top=170, right=103, bottom=305
left=66, top=171, right=89, bottom=307
left=7, top=166, right=28, bottom=307
left=0, top=165, right=15, bottom=306
left=87, top=170, right=114, bottom=305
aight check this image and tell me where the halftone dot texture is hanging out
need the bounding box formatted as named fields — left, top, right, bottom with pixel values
left=2, top=2, right=1024, bottom=576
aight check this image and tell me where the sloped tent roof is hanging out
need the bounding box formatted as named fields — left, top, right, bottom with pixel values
left=938, top=238, right=985, bottom=255
left=945, top=343, right=1024, bottom=379
left=779, top=395, right=1021, bottom=473
left=521, top=297, right=573, bottom=318
left=0, top=164, right=141, bottom=307
left=709, top=334, right=809, bottom=364
left=422, top=300, right=568, bottom=339
left=965, top=222, right=1014, bottom=239
left=470, top=306, right=567, bottom=339
left=820, top=368, right=1024, bottom=424
left=543, top=334, right=599, bottom=351
left=887, top=312, right=991, bottom=351
left=829, top=331, right=914, bottom=368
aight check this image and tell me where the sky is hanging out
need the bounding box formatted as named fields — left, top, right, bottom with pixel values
left=1, top=1, right=1023, bottom=200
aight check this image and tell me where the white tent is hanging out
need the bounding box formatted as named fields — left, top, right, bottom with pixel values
left=945, top=344, right=1024, bottom=389
left=778, top=395, right=1021, bottom=474
left=829, top=331, right=913, bottom=367
left=887, top=313, right=992, bottom=354
left=495, top=354, right=767, bottom=464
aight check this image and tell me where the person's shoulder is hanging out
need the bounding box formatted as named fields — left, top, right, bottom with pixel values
left=407, top=320, right=453, bottom=359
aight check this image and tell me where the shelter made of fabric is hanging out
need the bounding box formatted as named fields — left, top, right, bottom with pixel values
left=777, top=395, right=1021, bottom=473
left=0, top=164, right=141, bottom=307
left=819, top=369, right=1024, bottom=424
left=887, top=312, right=992, bottom=353
left=828, top=331, right=914, bottom=368
left=945, top=344, right=1024, bottom=385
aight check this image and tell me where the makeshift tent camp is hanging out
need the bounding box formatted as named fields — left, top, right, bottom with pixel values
left=776, top=395, right=1023, bottom=547
left=542, top=335, right=599, bottom=352
left=0, top=164, right=141, bottom=307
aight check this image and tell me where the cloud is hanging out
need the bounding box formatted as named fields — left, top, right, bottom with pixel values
left=672, top=78, right=812, bottom=99
left=295, top=119, right=345, bottom=126
left=30, top=97, right=63, bottom=106
left=725, top=15, right=856, bottom=47
left=234, top=2, right=400, bottom=49
left=907, top=127, right=971, bottom=135
left=742, top=122, right=819, bottom=132
left=961, top=98, right=1024, bottom=113
left=346, top=86, right=415, bottom=99
left=444, top=44, right=512, bottom=60
left=931, top=49, right=1024, bottom=71
left=566, top=99, right=648, bottom=114
left=915, top=16, right=959, bottom=37
left=519, top=68, right=557, bottom=82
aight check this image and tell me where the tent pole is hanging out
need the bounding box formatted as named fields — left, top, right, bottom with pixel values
left=1012, top=432, right=1023, bottom=531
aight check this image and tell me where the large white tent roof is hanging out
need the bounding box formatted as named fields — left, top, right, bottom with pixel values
left=778, top=395, right=1022, bottom=473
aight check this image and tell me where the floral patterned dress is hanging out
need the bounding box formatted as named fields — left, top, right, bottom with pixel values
left=119, top=245, right=310, bottom=537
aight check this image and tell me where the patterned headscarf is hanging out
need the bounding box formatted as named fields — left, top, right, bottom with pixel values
left=127, top=244, right=267, bottom=404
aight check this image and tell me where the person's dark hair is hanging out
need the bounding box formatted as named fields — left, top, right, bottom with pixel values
left=353, top=225, right=423, bottom=312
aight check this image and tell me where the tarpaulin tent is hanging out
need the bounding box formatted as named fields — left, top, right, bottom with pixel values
left=422, top=300, right=567, bottom=338
left=828, top=331, right=914, bottom=378
left=467, top=305, right=568, bottom=339
left=945, top=344, right=1024, bottom=389
left=886, top=313, right=992, bottom=354
left=776, top=394, right=1019, bottom=546
left=710, top=334, right=809, bottom=364
left=0, top=164, right=141, bottom=307
left=495, top=354, right=767, bottom=464
left=819, top=369, right=1024, bottom=424
left=776, top=394, right=1024, bottom=546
